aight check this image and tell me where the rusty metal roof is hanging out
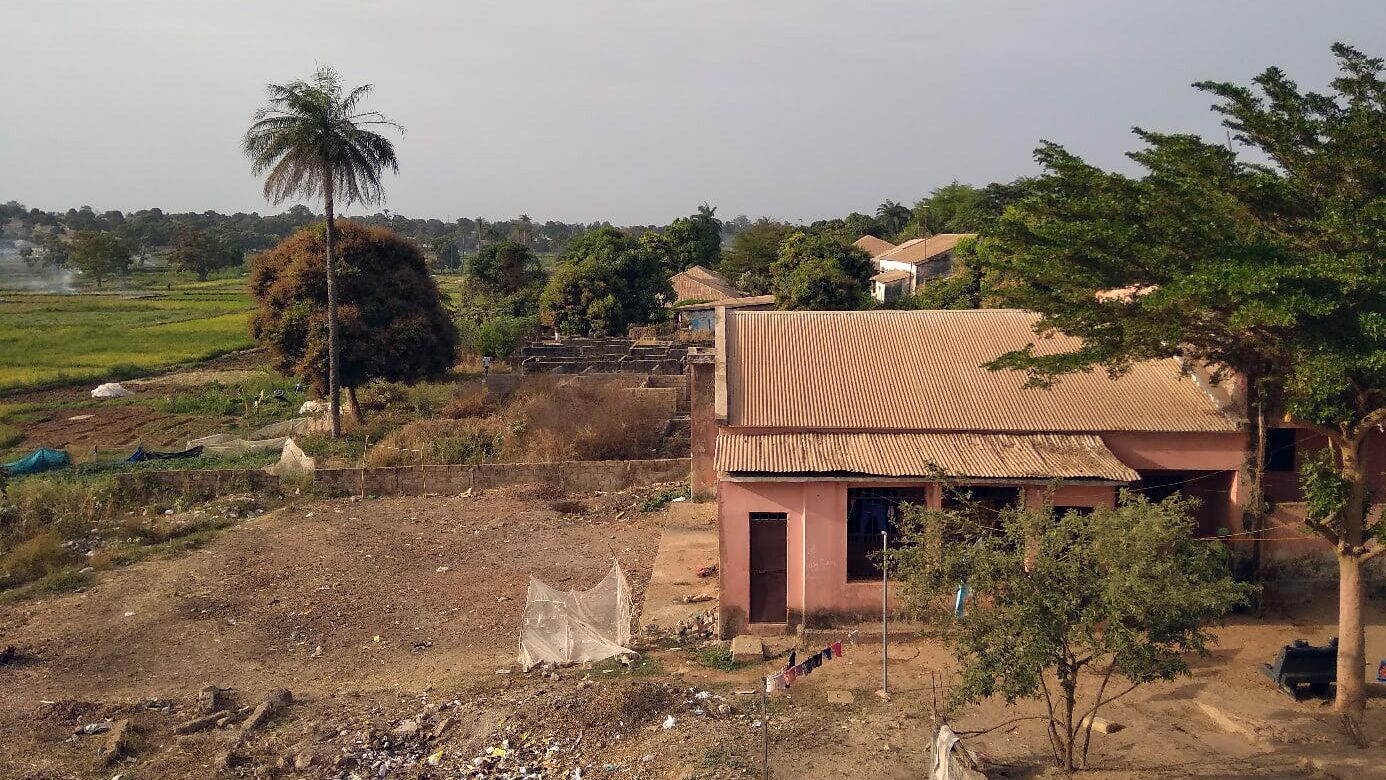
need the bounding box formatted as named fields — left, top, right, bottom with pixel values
left=722, top=309, right=1238, bottom=432
left=671, top=265, right=742, bottom=302
left=853, top=235, right=897, bottom=258
left=676, top=294, right=777, bottom=312
left=716, top=431, right=1140, bottom=482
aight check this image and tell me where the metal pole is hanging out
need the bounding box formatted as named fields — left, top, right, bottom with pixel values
left=882, top=529, right=889, bottom=696
left=761, top=677, right=769, bottom=780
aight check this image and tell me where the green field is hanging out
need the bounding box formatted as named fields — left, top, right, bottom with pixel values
left=0, top=277, right=255, bottom=392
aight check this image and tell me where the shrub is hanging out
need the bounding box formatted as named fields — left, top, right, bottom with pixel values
left=696, top=643, right=741, bottom=671
left=440, top=386, right=498, bottom=419
left=0, top=477, right=116, bottom=546
left=366, top=418, right=506, bottom=467
left=0, top=531, right=80, bottom=588
left=504, top=378, right=668, bottom=462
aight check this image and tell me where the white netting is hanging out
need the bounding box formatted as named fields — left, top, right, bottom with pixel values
left=518, top=561, right=634, bottom=671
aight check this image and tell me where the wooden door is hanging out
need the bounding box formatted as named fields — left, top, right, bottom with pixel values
left=748, top=512, right=787, bottom=624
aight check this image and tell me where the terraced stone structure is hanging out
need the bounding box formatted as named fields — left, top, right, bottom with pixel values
left=520, top=337, right=689, bottom=376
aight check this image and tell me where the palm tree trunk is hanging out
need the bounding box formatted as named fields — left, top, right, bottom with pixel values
left=324, top=176, right=342, bottom=439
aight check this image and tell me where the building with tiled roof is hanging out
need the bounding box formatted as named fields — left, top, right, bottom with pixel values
left=670, top=265, right=743, bottom=303
left=851, top=235, right=896, bottom=259
left=869, top=233, right=976, bottom=301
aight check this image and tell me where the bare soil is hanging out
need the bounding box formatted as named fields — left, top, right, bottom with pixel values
left=1, top=488, right=1382, bottom=780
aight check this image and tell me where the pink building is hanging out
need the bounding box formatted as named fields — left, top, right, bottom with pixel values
left=691, top=308, right=1373, bottom=637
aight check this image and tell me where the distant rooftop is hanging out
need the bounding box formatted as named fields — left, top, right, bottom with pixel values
left=876, top=233, right=975, bottom=265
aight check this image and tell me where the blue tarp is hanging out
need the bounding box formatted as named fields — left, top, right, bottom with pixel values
left=127, top=445, right=204, bottom=463
left=2, top=448, right=71, bottom=476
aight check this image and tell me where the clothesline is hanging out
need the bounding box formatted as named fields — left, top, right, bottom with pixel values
left=763, top=630, right=861, bottom=694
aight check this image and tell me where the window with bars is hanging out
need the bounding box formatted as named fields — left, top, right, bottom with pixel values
left=846, top=487, right=926, bottom=581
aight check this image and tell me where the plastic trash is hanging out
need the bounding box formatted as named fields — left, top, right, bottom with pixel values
left=91, top=382, right=133, bottom=399
left=661, top=715, right=676, bottom=729
left=298, top=399, right=328, bottom=415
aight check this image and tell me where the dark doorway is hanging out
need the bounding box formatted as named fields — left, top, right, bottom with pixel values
left=748, top=512, right=787, bottom=624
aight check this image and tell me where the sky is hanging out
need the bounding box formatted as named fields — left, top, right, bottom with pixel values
left=2, top=0, right=1383, bottom=225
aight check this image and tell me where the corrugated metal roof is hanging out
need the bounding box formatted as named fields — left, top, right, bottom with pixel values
left=723, top=309, right=1238, bottom=432
left=877, top=234, right=975, bottom=265
left=716, top=431, right=1140, bottom=482
left=853, top=235, right=896, bottom=258
left=677, top=294, right=777, bottom=311
left=671, top=265, right=742, bottom=302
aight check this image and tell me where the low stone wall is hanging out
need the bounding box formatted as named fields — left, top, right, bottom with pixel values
left=314, top=457, right=689, bottom=496
left=115, top=468, right=283, bottom=499
left=116, top=458, right=690, bottom=500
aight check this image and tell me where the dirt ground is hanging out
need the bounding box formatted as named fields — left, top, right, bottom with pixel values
left=2, top=488, right=1383, bottom=780
left=1, top=350, right=266, bottom=456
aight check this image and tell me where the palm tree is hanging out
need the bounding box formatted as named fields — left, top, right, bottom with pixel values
left=243, top=66, right=403, bottom=438
left=876, top=200, right=909, bottom=235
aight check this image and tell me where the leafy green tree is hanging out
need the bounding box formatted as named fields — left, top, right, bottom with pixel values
left=875, top=199, right=910, bottom=235
left=978, top=44, right=1386, bottom=728
left=906, top=181, right=986, bottom=237
left=430, top=236, right=461, bottom=271
left=24, top=231, right=69, bottom=270
left=243, top=65, right=403, bottom=438
left=250, top=221, right=457, bottom=421
left=662, top=204, right=723, bottom=271
left=718, top=218, right=791, bottom=292
left=169, top=225, right=241, bottom=280
left=68, top=231, right=131, bottom=288
left=540, top=226, right=672, bottom=336
left=770, top=232, right=873, bottom=310
left=466, top=240, right=541, bottom=294
left=889, top=494, right=1249, bottom=770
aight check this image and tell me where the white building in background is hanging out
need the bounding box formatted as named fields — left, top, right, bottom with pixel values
left=864, top=233, right=975, bottom=302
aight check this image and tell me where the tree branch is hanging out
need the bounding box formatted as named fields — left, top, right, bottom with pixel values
left=1360, top=544, right=1386, bottom=564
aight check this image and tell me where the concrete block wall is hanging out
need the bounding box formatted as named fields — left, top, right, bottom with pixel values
left=117, top=460, right=689, bottom=501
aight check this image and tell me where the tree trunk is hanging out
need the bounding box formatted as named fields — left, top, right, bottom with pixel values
left=1333, top=436, right=1368, bottom=729
left=347, top=386, right=364, bottom=424
left=1243, top=381, right=1268, bottom=580
left=324, top=178, right=342, bottom=439
left=1336, top=550, right=1366, bottom=725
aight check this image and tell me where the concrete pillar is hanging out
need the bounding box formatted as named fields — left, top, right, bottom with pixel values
left=687, top=357, right=718, bottom=499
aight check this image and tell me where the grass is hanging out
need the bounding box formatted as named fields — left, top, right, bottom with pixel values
left=641, top=484, right=691, bottom=513
left=0, top=277, right=254, bottom=392
left=696, top=643, right=745, bottom=672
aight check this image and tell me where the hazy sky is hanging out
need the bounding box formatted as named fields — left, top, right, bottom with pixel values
left=3, top=1, right=1383, bottom=225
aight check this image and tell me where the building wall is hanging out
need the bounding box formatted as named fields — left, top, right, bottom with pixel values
left=718, top=477, right=1116, bottom=634
left=688, top=360, right=718, bottom=498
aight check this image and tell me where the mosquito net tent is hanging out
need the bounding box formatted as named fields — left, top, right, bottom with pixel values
left=518, top=561, right=634, bottom=670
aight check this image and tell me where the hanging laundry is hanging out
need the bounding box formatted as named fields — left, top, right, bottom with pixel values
left=954, top=582, right=971, bottom=618
left=783, top=666, right=798, bottom=686
left=823, top=645, right=833, bottom=661
left=784, top=650, right=796, bottom=670
left=832, top=641, right=843, bottom=658
left=765, top=674, right=786, bottom=693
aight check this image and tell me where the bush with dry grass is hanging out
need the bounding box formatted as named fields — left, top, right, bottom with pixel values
left=440, top=384, right=498, bottom=419
left=366, top=418, right=507, bottom=467
left=0, top=531, right=80, bottom=588
left=502, top=378, right=668, bottom=462
left=357, top=375, right=673, bottom=467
